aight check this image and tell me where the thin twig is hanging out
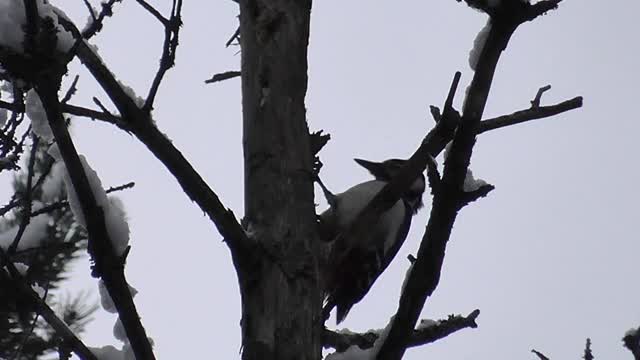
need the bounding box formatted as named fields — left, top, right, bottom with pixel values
left=56, top=14, right=255, bottom=281
left=141, top=0, right=183, bottom=112
left=82, top=0, right=97, bottom=22
left=0, top=97, right=127, bottom=129
left=531, top=85, right=551, bottom=108
left=135, top=0, right=169, bottom=25
left=225, top=27, right=240, bottom=47
left=31, top=182, right=136, bottom=217
left=81, top=0, right=122, bottom=39
left=60, top=75, right=80, bottom=104
left=8, top=136, right=39, bottom=254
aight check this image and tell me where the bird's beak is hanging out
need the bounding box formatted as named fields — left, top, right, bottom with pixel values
left=354, top=158, right=387, bottom=179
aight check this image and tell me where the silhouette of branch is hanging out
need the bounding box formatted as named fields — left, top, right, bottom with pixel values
left=31, top=182, right=135, bottom=217
left=324, top=309, right=479, bottom=352
left=376, top=2, right=568, bottom=359
left=55, top=15, right=255, bottom=271
left=532, top=349, right=551, bottom=360
left=81, top=0, right=123, bottom=39
left=478, top=94, right=582, bottom=134
left=139, top=0, right=183, bottom=112
left=35, top=70, right=155, bottom=359
left=583, top=338, right=594, bottom=360
left=624, top=327, right=640, bottom=360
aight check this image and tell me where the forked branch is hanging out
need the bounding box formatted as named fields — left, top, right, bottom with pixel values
left=324, top=309, right=479, bottom=352
left=376, top=1, right=568, bottom=359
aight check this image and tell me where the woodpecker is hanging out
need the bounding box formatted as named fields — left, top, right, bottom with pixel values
left=319, top=158, right=425, bottom=324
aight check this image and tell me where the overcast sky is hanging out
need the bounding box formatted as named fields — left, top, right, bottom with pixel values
left=2, top=0, right=639, bottom=359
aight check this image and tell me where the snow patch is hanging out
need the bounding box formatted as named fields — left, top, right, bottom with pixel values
left=41, top=161, right=65, bottom=201
left=117, top=80, right=145, bottom=108
left=113, top=317, right=127, bottom=342
left=98, top=280, right=138, bottom=314
left=90, top=345, right=126, bottom=360
left=49, top=144, right=130, bottom=256
left=416, top=318, right=439, bottom=330
left=0, top=211, right=51, bottom=251
left=469, top=20, right=492, bottom=71
left=463, top=169, right=488, bottom=192
left=0, top=0, right=74, bottom=53
left=32, top=283, right=46, bottom=298
left=325, top=317, right=394, bottom=360
left=13, top=262, right=29, bottom=275
left=0, top=108, right=7, bottom=127
left=26, top=89, right=53, bottom=141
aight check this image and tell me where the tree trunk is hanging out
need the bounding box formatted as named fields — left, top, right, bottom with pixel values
left=238, top=1, right=321, bottom=359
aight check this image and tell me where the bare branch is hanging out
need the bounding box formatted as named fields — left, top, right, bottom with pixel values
left=60, top=75, right=80, bottom=104
left=225, top=26, right=240, bottom=47
left=478, top=96, right=582, bottom=134
left=82, top=0, right=97, bottom=22
left=63, top=103, right=128, bottom=130
left=204, top=70, right=241, bottom=84
left=532, top=349, right=551, bottom=360
left=0, top=97, right=128, bottom=130
left=81, top=0, right=122, bottom=40
left=142, top=0, right=183, bottom=112
left=135, top=0, right=169, bottom=25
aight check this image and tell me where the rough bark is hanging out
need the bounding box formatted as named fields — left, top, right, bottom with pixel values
left=238, top=1, right=321, bottom=360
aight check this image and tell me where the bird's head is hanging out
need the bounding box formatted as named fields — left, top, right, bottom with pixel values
left=354, top=158, right=425, bottom=213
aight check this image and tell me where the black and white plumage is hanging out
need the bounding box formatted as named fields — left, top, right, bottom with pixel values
left=320, top=158, right=425, bottom=324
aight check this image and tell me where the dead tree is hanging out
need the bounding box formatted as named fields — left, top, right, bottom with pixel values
left=8, top=1, right=637, bottom=360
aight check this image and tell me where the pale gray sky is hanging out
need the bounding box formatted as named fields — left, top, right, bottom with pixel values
left=2, top=1, right=639, bottom=359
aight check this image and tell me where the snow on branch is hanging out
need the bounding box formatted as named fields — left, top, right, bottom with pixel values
left=323, top=310, right=480, bottom=353
left=0, top=0, right=74, bottom=54
left=55, top=14, right=256, bottom=272
left=34, top=72, right=156, bottom=359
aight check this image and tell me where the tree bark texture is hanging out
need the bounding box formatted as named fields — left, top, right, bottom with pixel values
left=238, top=1, right=321, bottom=360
